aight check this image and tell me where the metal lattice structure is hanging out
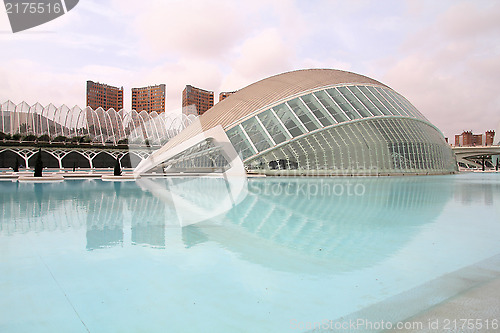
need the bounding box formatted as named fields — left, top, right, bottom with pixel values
left=0, top=101, right=197, bottom=146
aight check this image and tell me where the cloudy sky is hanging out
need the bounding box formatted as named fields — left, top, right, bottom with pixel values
left=0, top=0, right=499, bottom=138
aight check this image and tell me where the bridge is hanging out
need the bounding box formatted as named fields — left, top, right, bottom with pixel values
left=452, top=145, right=500, bottom=168
left=0, top=142, right=155, bottom=169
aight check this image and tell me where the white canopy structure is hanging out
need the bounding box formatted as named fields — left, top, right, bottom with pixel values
left=0, top=101, right=197, bottom=146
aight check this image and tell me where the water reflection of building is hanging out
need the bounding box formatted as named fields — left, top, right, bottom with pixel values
left=129, top=190, right=166, bottom=248
left=453, top=176, right=500, bottom=206
left=5, top=176, right=494, bottom=273
left=86, top=187, right=125, bottom=250
left=0, top=180, right=168, bottom=250
left=183, top=177, right=455, bottom=273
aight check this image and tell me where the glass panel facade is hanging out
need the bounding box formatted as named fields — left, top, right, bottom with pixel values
left=165, top=139, right=230, bottom=171
left=347, top=86, right=382, bottom=116
left=240, top=117, right=272, bottom=152
left=313, top=91, right=348, bottom=123
left=337, top=86, right=371, bottom=118
left=286, top=99, right=320, bottom=131
left=226, top=125, right=256, bottom=160
left=366, top=86, right=400, bottom=116
left=272, top=103, right=304, bottom=138
left=250, top=117, right=456, bottom=175
left=358, top=86, right=391, bottom=116
left=300, top=95, right=334, bottom=127
left=256, top=109, right=290, bottom=145
left=375, top=87, right=410, bottom=117
left=326, top=88, right=360, bottom=120
left=220, top=84, right=455, bottom=175
left=381, top=88, right=414, bottom=118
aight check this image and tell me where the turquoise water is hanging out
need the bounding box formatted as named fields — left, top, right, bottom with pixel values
left=0, top=174, right=499, bottom=332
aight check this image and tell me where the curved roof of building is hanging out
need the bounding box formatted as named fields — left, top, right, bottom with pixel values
left=206, top=69, right=388, bottom=129
left=165, top=69, right=390, bottom=150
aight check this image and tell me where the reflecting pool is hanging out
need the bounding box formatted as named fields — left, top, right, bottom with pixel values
left=1, top=174, right=499, bottom=332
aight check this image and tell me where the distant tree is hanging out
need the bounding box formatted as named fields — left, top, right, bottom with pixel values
left=53, top=136, right=68, bottom=142
left=37, top=134, right=50, bottom=142
left=23, top=134, right=37, bottom=142
left=80, top=136, right=91, bottom=143
left=34, top=149, right=43, bottom=177
left=0, top=132, right=12, bottom=140
left=117, top=138, right=128, bottom=145
left=114, top=157, right=122, bottom=176
left=12, top=133, right=22, bottom=141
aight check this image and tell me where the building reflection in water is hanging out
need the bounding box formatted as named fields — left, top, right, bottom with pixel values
left=453, top=174, right=500, bottom=206
left=0, top=177, right=244, bottom=249
left=86, top=183, right=125, bottom=250
left=182, top=176, right=457, bottom=273
left=2, top=175, right=498, bottom=271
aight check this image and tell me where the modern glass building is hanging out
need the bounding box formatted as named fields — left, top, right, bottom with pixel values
left=138, top=69, right=457, bottom=176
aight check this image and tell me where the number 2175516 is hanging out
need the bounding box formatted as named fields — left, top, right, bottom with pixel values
left=5, top=2, right=62, bottom=14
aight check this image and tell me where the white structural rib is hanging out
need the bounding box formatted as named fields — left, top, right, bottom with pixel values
left=133, top=123, right=246, bottom=177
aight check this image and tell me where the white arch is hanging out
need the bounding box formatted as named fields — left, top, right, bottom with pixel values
left=15, top=101, right=30, bottom=135
left=42, top=103, right=57, bottom=137
left=29, top=102, right=44, bottom=136
left=52, top=104, right=62, bottom=137
left=1, top=100, right=16, bottom=134
left=56, top=104, right=70, bottom=137
left=147, top=111, right=163, bottom=144
left=86, top=107, right=104, bottom=144
left=71, top=105, right=85, bottom=137
left=138, top=110, right=153, bottom=141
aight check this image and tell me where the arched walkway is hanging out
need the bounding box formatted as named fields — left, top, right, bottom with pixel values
left=0, top=146, right=151, bottom=170
left=28, top=151, right=59, bottom=168
left=93, top=152, right=116, bottom=168
left=0, top=150, right=23, bottom=169
left=61, top=151, right=91, bottom=169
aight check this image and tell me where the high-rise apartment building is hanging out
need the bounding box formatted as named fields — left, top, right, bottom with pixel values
left=485, top=130, right=495, bottom=146
left=218, top=91, right=237, bottom=102
left=182, top=85, right=214, bottom=116
left=86, top=81, right=124, bottom=111
left=131, top=84, right=166, bottom=113
left=454, top=130, right=496, bottom=146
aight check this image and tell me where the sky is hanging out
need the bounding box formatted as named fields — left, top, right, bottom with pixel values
left=0, top=0, right=499, bottom=138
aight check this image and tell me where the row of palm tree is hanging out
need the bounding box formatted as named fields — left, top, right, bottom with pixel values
left=1, top=131, right=132, bottom=145
left=0, top=131, right=93, bottom=143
